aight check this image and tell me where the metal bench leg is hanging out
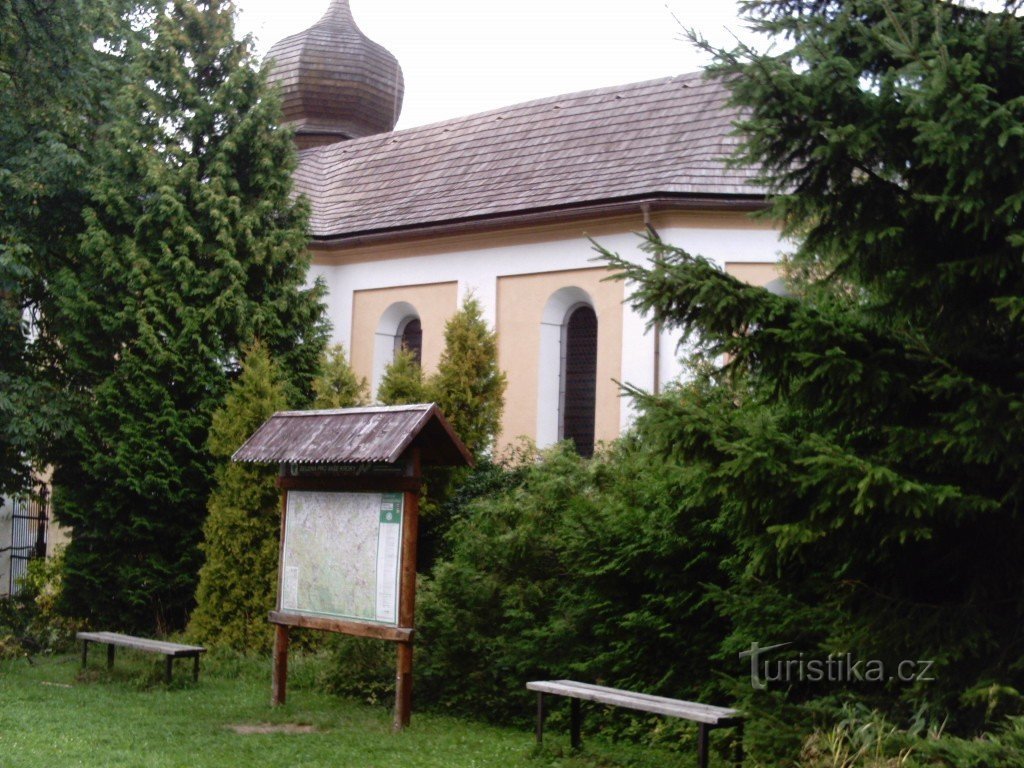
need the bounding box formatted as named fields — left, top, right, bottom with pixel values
left=193, top=655, right=200, bottom=683
left=698, top=723, right=710, bottom=768
left=107, top=644, right=115, bottom=670
left=734, top=721, right=745, bottom=767
left=535, top=692, right=545, bottom=745
left=165, top=656, right=174, bottom=685
left=81, top=640, right=89, bottom=669
left=570, top=698, right=582, bottom=751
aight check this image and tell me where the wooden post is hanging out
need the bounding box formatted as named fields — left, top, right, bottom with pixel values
left=164, top=656, right=174, bottom=685
left=81, top=640, right=88, bottom=669
left=697, top=723, right=710, bottom=768
left=734, top=721, right=745, bottom=767
left=271, top=486, right=290, bottom=707
left=272, top=623, right=290, bottom=706
left=393, top=450, right=420, bottom=731
left=107, top=644, right=115, bottom=670
left=570, top=698, right=582, bottom=750
left=395, top=641, right=413, bottom=730
left=535, top=692, right=545, bottom=744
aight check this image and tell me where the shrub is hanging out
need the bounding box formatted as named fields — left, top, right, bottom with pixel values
left=915, top=717, right=1024, bottom=767
left=376, top=348, right=426, bottom=405
left=188, top=343, right=288, bottom=652
left=319, top=635, right=397, bottom=707
left=415, top=413, right=731, bottom=729
left=312, top=344, right=368, bottom=408
left=426, top=294, right=506, bottom=459
left=0, top=548, right=80, bottom=661
left=795, top=708, right=1024, bottom=768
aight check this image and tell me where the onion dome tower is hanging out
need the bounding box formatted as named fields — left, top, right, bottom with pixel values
left=265, top=0, right=404, bottom=149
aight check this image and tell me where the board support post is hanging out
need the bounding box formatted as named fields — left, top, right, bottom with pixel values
left=272, top=623, right=290, bottom=706
left=393, top=448, right=420, bottom=731
left=395, top=640, right=413, bottom=730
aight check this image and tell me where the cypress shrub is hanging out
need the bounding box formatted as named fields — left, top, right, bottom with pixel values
left=188, top=343, right=287, bottom=652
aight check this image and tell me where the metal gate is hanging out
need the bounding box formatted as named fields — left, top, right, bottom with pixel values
left=2, top=489, right=48, bottom=596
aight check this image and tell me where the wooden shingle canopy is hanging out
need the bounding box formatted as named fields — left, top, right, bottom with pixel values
left=265, top=0, right=404, bottom=148
left=232, top=404, right=473, bottom=468
left=293, top=72, right=765, bottom=243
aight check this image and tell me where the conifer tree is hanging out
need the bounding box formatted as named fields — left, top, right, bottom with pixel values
left=189, top=343, right=287, bottom=652
left=428, top=295, right=506, bottom=458
left=377, top=348, right=427, bottom=406
left=312, top=344, right=368, bottom=408
left=601, top=0, right=1024, bottom=732
left=50, top=0, right=327, bottom=631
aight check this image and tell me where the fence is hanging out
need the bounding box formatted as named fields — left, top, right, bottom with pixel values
left=0, top=489, right=49, bottom=597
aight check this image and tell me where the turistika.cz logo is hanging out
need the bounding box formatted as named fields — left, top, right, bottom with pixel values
left=738, top=642, right=935, bottom=691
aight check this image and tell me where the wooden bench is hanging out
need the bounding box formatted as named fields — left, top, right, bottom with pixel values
left=527, top=680, right=742, bottom=768
left=77, top=631, right=206, bottom=684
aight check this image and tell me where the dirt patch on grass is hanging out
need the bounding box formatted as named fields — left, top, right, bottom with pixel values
left=227, top=723, right=318, bottom=735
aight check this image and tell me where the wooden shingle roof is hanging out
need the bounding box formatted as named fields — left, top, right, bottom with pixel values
left=233, top=404, right=473, bottom=467
left=294, top=72, right=763, bottom=241
left=266, top=0, right=404, bottom=146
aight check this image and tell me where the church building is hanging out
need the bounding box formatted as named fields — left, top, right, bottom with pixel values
left=265, top=0, right=786, bottom=456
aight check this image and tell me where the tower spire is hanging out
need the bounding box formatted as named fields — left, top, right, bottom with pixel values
left=322, top=0, right=354, bottom=23
left=264, top=0, right=405, bottom=148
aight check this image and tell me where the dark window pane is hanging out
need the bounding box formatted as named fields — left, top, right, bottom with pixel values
left=563, top=305, right=597, bottom=457
left=401, top=318, right=422, bottom=365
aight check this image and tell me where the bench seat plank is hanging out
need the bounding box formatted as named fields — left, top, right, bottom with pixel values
left=546, top=680, right=739, bottom=718
left=78, top=632, right=207, bottom=684
left=527, top=680, right=739, bottom=725
left=528, top=679, right=744, bottom=767
left=77, top=632, right=206, bottom=657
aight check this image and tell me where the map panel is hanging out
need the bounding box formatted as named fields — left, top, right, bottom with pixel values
left=280, top=490, right=403, bottom=625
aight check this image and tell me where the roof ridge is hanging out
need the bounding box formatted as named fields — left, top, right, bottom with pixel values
left=275, top=403, right=435, bottom=416
left=299, top=71, right=715, bottom=159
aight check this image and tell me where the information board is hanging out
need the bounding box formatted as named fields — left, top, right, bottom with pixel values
left=279, top=490, right=404, bottom=625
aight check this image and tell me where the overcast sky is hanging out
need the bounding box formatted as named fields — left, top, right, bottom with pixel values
left=233, top=0, right=752, bottom=130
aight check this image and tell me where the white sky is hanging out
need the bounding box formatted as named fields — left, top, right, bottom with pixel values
left=233, top=0, right=752, bottom=130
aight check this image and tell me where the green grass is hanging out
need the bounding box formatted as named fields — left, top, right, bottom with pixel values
left=0, top=652, right=711, bottom=768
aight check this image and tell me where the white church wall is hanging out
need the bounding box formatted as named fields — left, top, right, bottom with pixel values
left=309, top=211, right=787, bottom=446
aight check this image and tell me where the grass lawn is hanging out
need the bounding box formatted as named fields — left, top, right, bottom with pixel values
left=0, top=651, right=716, bottom=768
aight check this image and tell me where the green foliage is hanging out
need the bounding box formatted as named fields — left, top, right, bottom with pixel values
left=794, top=707, right=1024, bottom=768
left=914, top=717, right=1024, bottom=767
left=0, top=549, right=81, bottom=661
left=417, top=417, right=730, bottom=729
left=320, top=635, right=396, bottom=707
left=0, top=0, right=144, bottom=494
left=590, top=0, right=1024, bottom=749
left=377, top=348, right=427, bottom=405
left=427, top=295, right=506, bottom=458
left=312, top=344, right=368, bottom=408
left=797, top=706, right=921, bottom=768
left=50, top=0, right=327, bottom=632
left=188, top=343, right=288, bottom=652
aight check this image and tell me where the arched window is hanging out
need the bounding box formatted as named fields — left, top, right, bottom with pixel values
left=373, top=301, right=421, bottom=395
left=560, top=304, right=598, bottom=457
left=396, top=316, right=422, bottom=365
left=537, top=287, right=598, bottom=456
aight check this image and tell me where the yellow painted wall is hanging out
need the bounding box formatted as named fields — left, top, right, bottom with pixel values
left=350, top=281, right=459, bottom=385
left=496, top=267, right=624, bottom=454
left=725, top=261, right=782, bottom=287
